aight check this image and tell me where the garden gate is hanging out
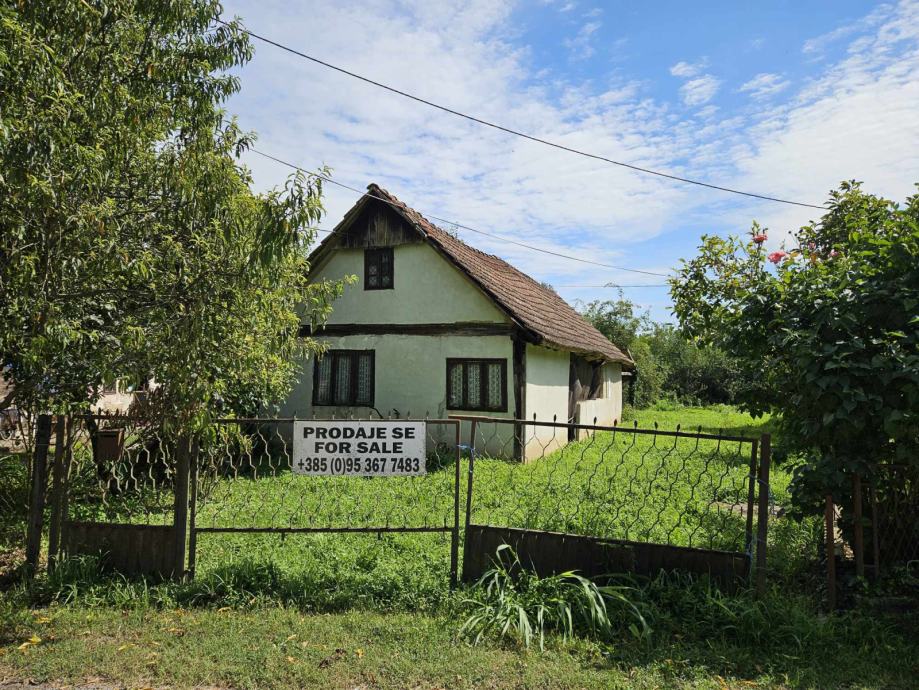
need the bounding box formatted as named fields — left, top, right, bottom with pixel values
left=455, top=416, right=772, bottom=592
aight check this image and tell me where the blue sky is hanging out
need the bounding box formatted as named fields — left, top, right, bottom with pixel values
left=220, top=0, right=919, bottom=322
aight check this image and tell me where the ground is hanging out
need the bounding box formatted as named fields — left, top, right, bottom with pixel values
left=1, top=406, right=916, bottom=689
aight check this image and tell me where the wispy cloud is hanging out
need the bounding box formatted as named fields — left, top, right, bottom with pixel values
left=679, top=75, right=721, bottom=106
left=739, top=73, right=790, bottom=99
left=564, top=20, right=602, bottom=59
left=669, top=59, right=706, bottom=78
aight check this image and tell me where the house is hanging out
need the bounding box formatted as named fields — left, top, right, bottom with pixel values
left=283, top=184, right=634, bottom=460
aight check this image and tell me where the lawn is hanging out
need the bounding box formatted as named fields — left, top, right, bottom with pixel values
left=3, top=406, right=912, bottom=689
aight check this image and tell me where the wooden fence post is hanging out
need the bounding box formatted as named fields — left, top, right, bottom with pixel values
left=46, top=416, right=68, bottom=571
left=755, top=433, right=771, bottom=596
left=26, top=414, right=53, bottom=575
left=825, top=494, right=836, bottom=611
left=172, top=435, right=191, bottom=581
left=853, top=474, right=865, bottom=579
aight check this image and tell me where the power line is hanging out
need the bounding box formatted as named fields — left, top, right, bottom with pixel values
left=218, top=18, right=825, bottom=211
left=252, top=148, right=670, bottom=277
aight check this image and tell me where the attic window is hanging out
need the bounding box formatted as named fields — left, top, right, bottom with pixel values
left=364, top=247, right=393, bottom=290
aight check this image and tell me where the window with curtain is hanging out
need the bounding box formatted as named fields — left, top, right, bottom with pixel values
left=313, top=350, right=375, bottom=406
left=446, top=358, right=507, bottom=412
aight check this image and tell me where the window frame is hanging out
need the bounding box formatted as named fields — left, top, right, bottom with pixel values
left=313, top=349, right=375, bottom=407
left=445, top=358, right=508, bottom=412
left=364, top=247, right=394, bottom=290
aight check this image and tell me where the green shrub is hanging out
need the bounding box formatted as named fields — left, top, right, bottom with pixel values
left=459, top=545, right=649, bottom=650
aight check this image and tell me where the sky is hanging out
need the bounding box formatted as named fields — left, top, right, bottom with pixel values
left=219, top=0, right=919, bottom=322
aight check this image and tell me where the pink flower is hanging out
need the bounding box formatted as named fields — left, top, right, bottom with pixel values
left=829, top=249, right=839, bottom=258
left=753, top=234, right=767, bottom=244
left=768, top=251, right=788, bottom=264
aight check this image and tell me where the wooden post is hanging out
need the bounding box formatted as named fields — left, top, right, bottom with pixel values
left=186, top=438, right=199, bottom=580
left=755, top=433, right=771, bottom=596
left=825, top=494, right=836, bottom=611
left=25, top=414, right=53, bottom=575
left=172, top=436, right=191, bottom=581
left=46, top=416, right=67, bottom=571
left=853, top=474, right=865, bottom=579
left=871, top=484, right=880, bottom=580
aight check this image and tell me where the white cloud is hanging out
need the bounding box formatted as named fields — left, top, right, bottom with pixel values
left=739, top=73, right=790, bottom=99
left=679, top=75, right=721, bottom=106
left=564, top=21, right=602, bottom=59
left=669, top=59, right=706, bottom=78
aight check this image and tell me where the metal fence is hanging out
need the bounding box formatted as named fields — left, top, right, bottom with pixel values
left=191, top=417, right=462, bottom=586
left=455, top=416, right=771, bottom=590
left=19, top=412, right=774, bottom=594
left=824, top=463, right=919, bottom=609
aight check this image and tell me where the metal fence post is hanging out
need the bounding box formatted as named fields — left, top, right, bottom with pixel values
left=755, top=433, right=771, bottom=596
left=744, top=440, right=759, bottom=577
left=172, top=435, right=191, bottom=581
left=25, top=414, right=53, bottom=575
left=450, top=421, right=461, bottom=590
left=46, top=416, right=68, bottom=571
left=186, top=438, right=199, bottom=580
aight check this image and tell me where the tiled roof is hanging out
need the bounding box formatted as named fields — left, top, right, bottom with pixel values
left=354, top=184, right=633, bottom=366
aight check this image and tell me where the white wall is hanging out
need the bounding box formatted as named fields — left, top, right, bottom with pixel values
left=310, top=243, right=509, bottom=325
left=574, top=362, right=623, bottom=439
left=282, top=333, right=516, bottom=456
left=523, top=344, right=569, bottom=460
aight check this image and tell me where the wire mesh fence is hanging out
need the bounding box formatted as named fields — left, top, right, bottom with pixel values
left=460, top=417, right=764, bottom=556
left=191, top=418, right=462, bottom=587
left=0, top=409, right=32, bottom=580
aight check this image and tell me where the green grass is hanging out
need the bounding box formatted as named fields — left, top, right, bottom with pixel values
left=5, top=406, right=898, bottom=689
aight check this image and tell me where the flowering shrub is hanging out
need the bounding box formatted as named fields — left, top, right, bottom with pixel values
left=671, top=181, right=919, bottom=530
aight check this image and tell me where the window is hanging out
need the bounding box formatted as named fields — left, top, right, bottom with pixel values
left=446, top=359, right=507, bottom=412
left=313, top=350, right=375, bottom=406
left=364, top=247, right=393, bottom=290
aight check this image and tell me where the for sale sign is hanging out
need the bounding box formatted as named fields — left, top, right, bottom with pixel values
left=292, top=421, right=427, bottom=476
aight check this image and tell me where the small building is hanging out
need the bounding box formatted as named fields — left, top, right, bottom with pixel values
left=283, top=184, right=634, bottom=460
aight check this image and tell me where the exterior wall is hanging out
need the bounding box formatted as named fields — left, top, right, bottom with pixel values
left=574, top=362, right=623, bottom=439
left=522, top=344, right=570, bottom=460
left=281, top=334, right=516, bottom=456
left=310, top=243, right=510, bottom=325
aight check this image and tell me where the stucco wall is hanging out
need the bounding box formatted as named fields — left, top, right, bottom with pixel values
left=574, top=362, right=623, bottom=439
left=523, top=344, right=569, bottom=460
left=282, top=334, right=516, bottom=456
left=310, top=243, right=509, bottom=325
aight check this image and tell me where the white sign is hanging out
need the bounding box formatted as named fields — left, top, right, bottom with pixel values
left=292, top=421, right=427, bottom=476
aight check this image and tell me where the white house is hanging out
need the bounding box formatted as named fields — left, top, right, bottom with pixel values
left=283, top=184, right=634, bottom=460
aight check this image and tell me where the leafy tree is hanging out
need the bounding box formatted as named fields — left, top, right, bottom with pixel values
left=580, top=295, right=651, bottom=352
left=671, top=182, right=919, bottom=553
left=0, top=1, right=343, bottom=430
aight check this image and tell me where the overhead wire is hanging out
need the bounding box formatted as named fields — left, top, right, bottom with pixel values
left=217, top=18, right=825, bottom=211
left=253, top=148, right=670, bottom=277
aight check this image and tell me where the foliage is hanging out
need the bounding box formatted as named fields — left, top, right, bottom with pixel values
left=459, top=545, right=648, bottom=650
left=580, top=295, right=749, bottom=406
left=671, top=182, right=919, bottom=528
left=0, top=1, right=344, bottom=429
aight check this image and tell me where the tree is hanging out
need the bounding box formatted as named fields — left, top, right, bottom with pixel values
left=0, top=1, right=343, bottom=430
left=671, top=182, right=919, bottom=546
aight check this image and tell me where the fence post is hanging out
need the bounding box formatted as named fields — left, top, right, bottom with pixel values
left=825, top=494, right=836, bottom=611
left=450, top=421, right=461, bottom=590
left=186, top=438, right=199, bottom=580
left=852, top=474, right=865, bottom=579
left=172, top=435, right=191, bottom=581
left=871, top=484, right=880, bottom=580
left=46, top=416, right=68, bottom=571
left=755, top=433, right=771, bottom=596
left=744, top=440, right=758, bottom=576
left=25, top=414, right=53, bottom=575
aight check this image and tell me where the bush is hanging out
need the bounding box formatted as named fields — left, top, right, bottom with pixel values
left=459, top=545, right=649, bottom=650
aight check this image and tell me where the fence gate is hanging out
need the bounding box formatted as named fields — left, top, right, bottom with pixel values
left=455, top=416, right=771, bottom=591
left=191, top=417, right=463, bottom=588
